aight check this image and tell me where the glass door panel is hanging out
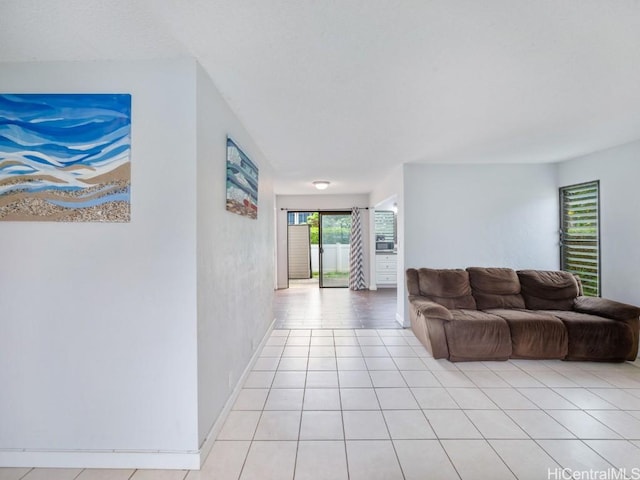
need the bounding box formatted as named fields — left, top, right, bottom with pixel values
left=319, top=212, right=352, bottom=288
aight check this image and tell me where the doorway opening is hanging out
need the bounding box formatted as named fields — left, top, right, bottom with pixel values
left=286, top=211, right=352, bottom=288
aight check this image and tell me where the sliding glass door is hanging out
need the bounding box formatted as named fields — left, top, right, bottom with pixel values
left=319, top=212, right=352, bottom=288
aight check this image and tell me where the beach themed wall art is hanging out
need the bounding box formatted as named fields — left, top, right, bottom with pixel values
left=226, top=137, right=258, bottom=219
left=0, top=93, right=131, bottom=222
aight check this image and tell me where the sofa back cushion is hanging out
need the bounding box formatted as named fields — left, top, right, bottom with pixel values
left=414, top=268, right=477, bottom=310
left=467, top=267, right=526, bottom=310
left=517, top=269, right=580, bottom=310
left=405, top=268, right=421, bottom=296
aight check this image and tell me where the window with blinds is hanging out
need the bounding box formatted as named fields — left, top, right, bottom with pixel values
left=560, top=181, right=600, bottom=296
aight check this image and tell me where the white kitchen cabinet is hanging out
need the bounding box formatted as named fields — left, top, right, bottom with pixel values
left=376, top=254, right=397, bottom=286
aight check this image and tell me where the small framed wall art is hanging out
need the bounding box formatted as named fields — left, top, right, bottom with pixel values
left=225, top=137, right=258, bottom=219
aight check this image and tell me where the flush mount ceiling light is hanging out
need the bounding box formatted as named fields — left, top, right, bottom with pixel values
left=313, top=180, right=330, bottom=190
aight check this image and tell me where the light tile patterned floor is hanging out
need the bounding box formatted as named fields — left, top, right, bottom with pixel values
left=3, top=328, right=640, bottom=480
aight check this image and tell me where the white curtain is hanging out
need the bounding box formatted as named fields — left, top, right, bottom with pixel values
left=349, top=207, right=367, bottom=290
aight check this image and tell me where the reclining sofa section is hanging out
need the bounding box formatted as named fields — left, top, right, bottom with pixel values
left=406, top=267, right=640, bottom=362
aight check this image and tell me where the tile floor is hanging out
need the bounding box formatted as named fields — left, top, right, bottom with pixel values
left=4, top=327, right=640, bottom=480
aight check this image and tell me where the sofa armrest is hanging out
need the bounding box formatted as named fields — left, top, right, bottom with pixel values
left=574, top=296, right=640, bottom=321
left=408, top=296, right=453, bottom=321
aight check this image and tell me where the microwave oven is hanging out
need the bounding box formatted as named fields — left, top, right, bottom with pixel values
left=376, top=241, right=395, bottom=251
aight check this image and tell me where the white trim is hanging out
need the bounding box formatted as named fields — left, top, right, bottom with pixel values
left=396, top=312, right=407, bottom=328
left=196, top=316, right=276, bottom=468
left=0, top=318, right=277, bottom=471
left=0, top=449, right=199, bottom=470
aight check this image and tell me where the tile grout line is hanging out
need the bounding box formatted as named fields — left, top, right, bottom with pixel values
left=17, top=468, right=34, bottom=480
left=236, top=329, right=287, bottom=480
left=375, top=330, right=408, bottom=480
left=378, top=393, right=409, bottom=474
left=290, top=330, right=311, bottom=480
left=532, top=437, right=618, bottom=473
left=334, top=329, right=352, bottom=480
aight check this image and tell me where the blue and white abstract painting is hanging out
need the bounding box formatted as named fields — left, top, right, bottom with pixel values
left=0, top=93, right=131, bottom=222
left=226, top=137, right=258, bottom=219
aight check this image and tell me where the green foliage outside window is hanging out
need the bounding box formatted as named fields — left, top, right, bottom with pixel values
left=307, top=212, right=319, bottom=244
left=306, top=212, right=351, bottom=245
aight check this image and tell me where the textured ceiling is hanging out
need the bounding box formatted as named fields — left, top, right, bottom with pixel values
left=2, top=0, right=640, bottom=194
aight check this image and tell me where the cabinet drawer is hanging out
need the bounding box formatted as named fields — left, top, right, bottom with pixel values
left=377, top=273, right=397, bottom=283
left=376, top=254, right=396, bottom=262
left=377, top=263, right=396, bottom=271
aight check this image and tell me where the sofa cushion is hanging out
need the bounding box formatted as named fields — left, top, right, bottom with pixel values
left=467, top=267, right=526, bottom=310
left=415, top=268, right=477, bottom=310
left=546, top=310, right=633, bottom=362
left=444, top=310, right=511, bottom=361
left=486, top=309, right=568, bottom=359
left=574, top=296, right=640, bottom=321
left=518, top=270, right=579, bottom=311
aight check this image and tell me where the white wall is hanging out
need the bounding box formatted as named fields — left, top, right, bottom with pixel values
left=557, top=141, right=640, bottom=305
left=400, top=163, right=559, bottom=324
left=195, top=64, right=275, bottom=449
left=0, top=59, right=276, bottom=470
left=275, top=194, right=369, bottom=289
left=0, top=60, right=200, bottom=466
left=370, top=166, right=403, bottom=209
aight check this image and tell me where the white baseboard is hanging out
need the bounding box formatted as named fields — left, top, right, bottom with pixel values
left=0, top=449, right=200, bottom=470
left=396, top=312, right=407, bottom=327
left=0, top=318, right=277, bottom=471
left=196, top=317, right=276, bottom=467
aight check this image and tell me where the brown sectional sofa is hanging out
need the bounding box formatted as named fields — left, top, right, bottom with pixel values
left=406, top=267, right=640, bottom=362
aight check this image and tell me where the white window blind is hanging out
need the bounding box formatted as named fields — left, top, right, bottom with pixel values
left=560, top=181, right=600, bottom=296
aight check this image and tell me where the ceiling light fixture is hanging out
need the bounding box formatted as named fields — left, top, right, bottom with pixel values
left=313, top=180, right=330, bottom=190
